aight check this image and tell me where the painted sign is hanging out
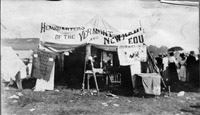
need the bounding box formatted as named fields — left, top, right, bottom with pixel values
left=117, top=44, right=147, bottom=66
left=40, top=22, right=145, bottom=46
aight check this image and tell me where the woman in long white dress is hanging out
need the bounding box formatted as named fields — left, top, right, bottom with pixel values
left=168, top=52, right=179, bottom=85
left=178, top=53, right=187, bottom=82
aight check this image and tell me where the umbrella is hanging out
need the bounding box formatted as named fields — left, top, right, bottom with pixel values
left=168, top=46, right=183, bottom=52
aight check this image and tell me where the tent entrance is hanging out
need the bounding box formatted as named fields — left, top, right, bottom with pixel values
left=54, top=46, right=86, bottom=89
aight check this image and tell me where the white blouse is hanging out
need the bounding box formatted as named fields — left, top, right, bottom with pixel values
left=168, top=56, right=178, bottom=65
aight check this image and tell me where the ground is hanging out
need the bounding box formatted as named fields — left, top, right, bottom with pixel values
left=2, top=82, right=200, bottom=115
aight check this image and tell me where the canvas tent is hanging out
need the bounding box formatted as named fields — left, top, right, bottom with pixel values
left=15, top=50, right=34, bottom=61
left=1, top=46, right=27, bottom=82
left=85, top=16, right=120, bottom=34
left=32, top=17, right=160, bottom=93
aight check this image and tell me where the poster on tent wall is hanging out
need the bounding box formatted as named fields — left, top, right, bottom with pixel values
left=88, top=27, right=145, bottom=46
left=118, top=44, right=147, bottom=66
left=32, top=49, right=56, bottom=81
left=40, top=22, right=87, bottom=45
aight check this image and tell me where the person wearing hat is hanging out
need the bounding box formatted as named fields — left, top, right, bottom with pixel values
left=186, top=51, right=196, bottom=82
left=168, top=51, right=179, bottom=85
left=178, top=53, right=187, bottom=82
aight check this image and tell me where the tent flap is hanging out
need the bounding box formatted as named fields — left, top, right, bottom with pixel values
left=92, top=44, right=117, bottom=52
left=41, top=42, right=86, bottom=52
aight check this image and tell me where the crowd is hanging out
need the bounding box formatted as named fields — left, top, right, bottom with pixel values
left=154, top=51, right=199, bottom=86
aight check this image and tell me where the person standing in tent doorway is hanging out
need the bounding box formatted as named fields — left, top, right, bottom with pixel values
left=168, top=52, right=179, bottom=85
left=178, top=53, right=187, bottom=82
left=186, top=51, right=196, bottom=82
left=103, top=60, right=113, bottom=74
left=86, top=59, right=92, bottom=71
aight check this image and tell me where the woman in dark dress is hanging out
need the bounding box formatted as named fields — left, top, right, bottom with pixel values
left=168, top=52, right=179, bottom=85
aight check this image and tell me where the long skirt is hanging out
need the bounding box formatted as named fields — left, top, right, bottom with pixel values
left=178, top=66, right=186, bottom=82
left=168, top=63, right=179, bottom=85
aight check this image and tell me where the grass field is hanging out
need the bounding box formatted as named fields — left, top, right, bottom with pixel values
left=2, top=82, right=200, bottom=115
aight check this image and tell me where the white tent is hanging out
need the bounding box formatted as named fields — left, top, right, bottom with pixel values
left=85, top=16, right=120, bottom=34
left=1, top=46, right=27, bottom=82
left=15, top=50, right=33, bottom=60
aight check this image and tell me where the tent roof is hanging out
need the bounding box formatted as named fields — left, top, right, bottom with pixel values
left=1, top=46, right=27, bottom=81
left=2, top=38, right=39, bottom=50
left=15, top=50, right=33, bottom=60
left=85, top=16, right=120, bottom=34
left=41, top=42, right=87, bottom=52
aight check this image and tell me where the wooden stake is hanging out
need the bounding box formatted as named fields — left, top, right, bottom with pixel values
left=168, top=86, right=171, bottom=96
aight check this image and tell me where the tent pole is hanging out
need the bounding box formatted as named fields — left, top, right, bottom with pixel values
left=82, top=44, right=99, bottom=93
left=147, top=49, right=167, bottom=88
left=81, top=55, right=87, bottom=91
left=87, top=44, right=99, bottom=93
left=82, top=44, right=91, bottom=91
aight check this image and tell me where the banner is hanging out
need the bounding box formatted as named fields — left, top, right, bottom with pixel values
left=40, top=22, right=85, bottom=34
left=82, top=27, right=114, bottom=44
left=41, top=23, right=88, bottom=45
left=88, top=27, right=145, bottom=46
left=41, top=29, right=87, bottom=45
left=40, top=23, right=112, bottom=45
left=117, top=44, right=147, bottom=66
left=40, top=22, right=145, bottom=46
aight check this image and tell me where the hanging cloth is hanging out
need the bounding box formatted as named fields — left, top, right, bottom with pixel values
left=32, top=49, right=56, bottom=81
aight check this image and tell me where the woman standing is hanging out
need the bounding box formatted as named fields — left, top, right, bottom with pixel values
left=168, top=52, right=179, bottom=85
left=178, top=53, right=187, bottom=82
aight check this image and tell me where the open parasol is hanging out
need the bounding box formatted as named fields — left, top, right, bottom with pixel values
left=168, top=46, right=184, bottom=52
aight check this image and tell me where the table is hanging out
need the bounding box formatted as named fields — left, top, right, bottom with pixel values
left=131, top=73, right=161, bottom=95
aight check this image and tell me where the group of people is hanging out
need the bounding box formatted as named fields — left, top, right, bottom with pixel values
left=154, top=51, right=199, bottom=85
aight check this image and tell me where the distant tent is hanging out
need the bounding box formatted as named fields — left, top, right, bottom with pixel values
left=1, top=38, right=40, bottom=50
left=1, top=46, right=27, bottom=82
left=15, top=50, right=34, bottom=61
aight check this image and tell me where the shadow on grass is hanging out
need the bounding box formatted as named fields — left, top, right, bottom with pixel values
left=18, top=95, right=43, bottom=107
left=6, top=77, right=36, bottom=90
left=168, top=81, right=200, bottom=93
left=181, top=103, right=200, bottom=115
left=190, top=103, right=200, bottom=109
left=55, top=108, right=101, bottom=115
left=22, top=77, right=36, bottom=89
left=105, top=80, right=200, bottom=98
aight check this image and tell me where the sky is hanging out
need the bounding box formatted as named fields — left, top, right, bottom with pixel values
left=1, top=0, right=199, bottom=52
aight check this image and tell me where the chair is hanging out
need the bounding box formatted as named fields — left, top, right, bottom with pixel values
left=108, top=73, right=121, bottom=86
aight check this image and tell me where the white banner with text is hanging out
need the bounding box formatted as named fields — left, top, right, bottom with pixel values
left=117, top=45, right=147, bottom=66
